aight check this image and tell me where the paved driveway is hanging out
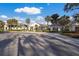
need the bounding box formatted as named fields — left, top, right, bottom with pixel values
left=0, top=32, right=79, bottom=56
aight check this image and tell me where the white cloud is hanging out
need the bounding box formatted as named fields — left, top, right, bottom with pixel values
left=15, top=7, right=41, bottom=14
left=0, top=15, right=8, bottom=19
left=13, top=16, right=25, bottom=23
left=36, top=16, right=44, bottom=20
left=14, top=17, right=24, bottom=20
left=35, top=16, right=47, bottom=24
left=30, top=20, right=36, bottom=24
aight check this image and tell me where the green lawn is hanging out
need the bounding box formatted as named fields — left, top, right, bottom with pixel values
left=0, top=29, right=4, bottom=32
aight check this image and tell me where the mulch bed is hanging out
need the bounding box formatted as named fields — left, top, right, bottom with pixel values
left=62, top=32, right=79, bottom=38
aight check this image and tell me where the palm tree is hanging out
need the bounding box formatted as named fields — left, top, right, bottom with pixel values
left=26, top=18, right=30, bottom=31
left=7, top=19, right=18, bottom=30
left=26, top=18, right=30, bottom=25
left=64, top=3, right=79, bottom=12
left=51, top=13, right=59, bottom=24
left=58, top=15, right=70, bottom=31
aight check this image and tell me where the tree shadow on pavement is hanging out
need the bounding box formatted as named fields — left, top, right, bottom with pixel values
left=18, top=35, right=55, bottom=56
left=18, top=34, right=79, bottom=56
left=18, top=35, right=40, bottom=56
left=0, top=39, right=13, bottom=56
left=40, top=34, right=79, bottom=56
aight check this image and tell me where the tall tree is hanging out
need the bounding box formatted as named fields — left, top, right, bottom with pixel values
left=26, top=18, right=30, bottom=31
left=26, top=18, right=30, bottom=25
left=7, top=19, right=18, bottom=25
left=0, top=20, right=5, bottom=32
left=64, top=3, right=79, bottom=12
left=58, top=15, right=70, bottom=30
left=7, top=19, right=18, bottom=30
left=45, top=16, right=52, bottom=25
left=51, top=13, right=59, bottom=24
left=73, top=13, right=79, bottom=22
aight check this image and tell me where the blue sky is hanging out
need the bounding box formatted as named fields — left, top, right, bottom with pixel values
left=0, top=3, right=76, bottom=24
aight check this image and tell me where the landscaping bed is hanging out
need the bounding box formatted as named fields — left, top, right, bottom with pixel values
left=62, top=32, right=79, bottom=38
left=0, top=29, right=4, bottom=33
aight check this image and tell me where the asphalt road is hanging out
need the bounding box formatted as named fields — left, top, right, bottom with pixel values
left=0, top=32, right=79, bottom=56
